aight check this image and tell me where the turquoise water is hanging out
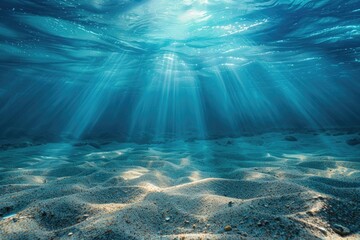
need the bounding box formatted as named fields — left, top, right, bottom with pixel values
left=0, top=0, right=359, bottom=142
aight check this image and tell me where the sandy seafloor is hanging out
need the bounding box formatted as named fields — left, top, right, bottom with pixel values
left=0, top=130, right=359, bottom=240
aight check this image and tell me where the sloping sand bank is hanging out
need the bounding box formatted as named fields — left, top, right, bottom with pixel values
left=1, top=131, right=359, bottom=239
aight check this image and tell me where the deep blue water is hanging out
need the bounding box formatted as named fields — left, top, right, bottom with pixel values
left=0, top=0, right=359, bottom=142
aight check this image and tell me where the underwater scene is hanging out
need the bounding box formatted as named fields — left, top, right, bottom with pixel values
left=0, top=0, right=359, bottom=239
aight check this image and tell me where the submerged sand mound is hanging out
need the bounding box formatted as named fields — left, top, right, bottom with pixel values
left=0, top=131, right=360, bottom=239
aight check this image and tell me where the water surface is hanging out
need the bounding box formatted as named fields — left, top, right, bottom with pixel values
left=0, top=0, right=359, bottom=141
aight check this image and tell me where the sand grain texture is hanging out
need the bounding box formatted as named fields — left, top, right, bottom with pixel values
left=0, top=131, right=360, bottom=239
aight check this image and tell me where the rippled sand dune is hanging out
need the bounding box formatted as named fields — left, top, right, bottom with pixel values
left=0, top=130, right=359, bottom=239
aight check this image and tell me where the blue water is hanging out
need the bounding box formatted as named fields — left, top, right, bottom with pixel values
left=0, top=0, right=359, bottom=142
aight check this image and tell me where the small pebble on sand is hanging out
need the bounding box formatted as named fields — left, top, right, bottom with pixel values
left=224, top=225, right=232, bottom=231
left=332, top=224, right=350, bottom=236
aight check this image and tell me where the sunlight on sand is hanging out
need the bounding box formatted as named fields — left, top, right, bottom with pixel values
left=243, top=172, right=267, bottom=181
left=283, top=153, right=308, bottom=161
left=326, top=164, right=357, bottom=178
left=139, top=182, right=161, bottom=191
left=121, top=168, right=149, bottom=180
left=31, top=176, right=46, bottom=184
left=180, top=157, right=191, bottom=166
left=85, top=150, right=123, bottom=159
left=189, top=171, right=202, bottom=181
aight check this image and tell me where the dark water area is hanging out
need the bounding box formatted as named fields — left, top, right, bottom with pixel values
left=0, top=0, right=359, bottom=142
